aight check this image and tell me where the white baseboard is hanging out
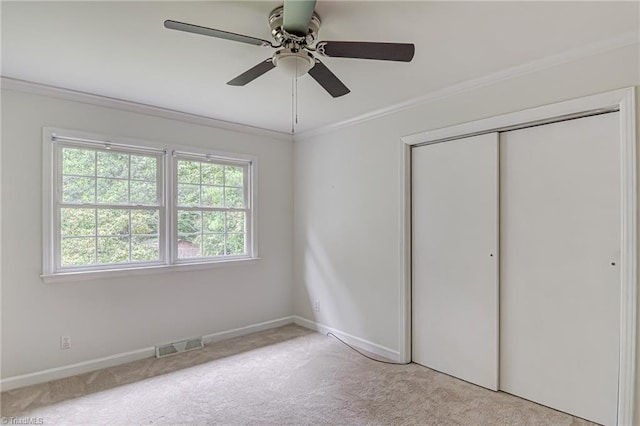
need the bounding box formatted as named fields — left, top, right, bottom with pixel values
left=1, top=316, right=402, bottom=391
left=0, top=347, right=155, bottom=392
left=0, top=316, right=295, bottom=392
left=202, top=316, right=295, bottom=345
left=293, top=316, right=402, bottom=362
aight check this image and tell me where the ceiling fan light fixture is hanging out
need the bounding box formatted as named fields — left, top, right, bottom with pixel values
left=273, top=49, right=315, bottom=78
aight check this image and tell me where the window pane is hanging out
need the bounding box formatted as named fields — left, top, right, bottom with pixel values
left=178, top=160, right=200, bottom=184
left=177, top=210, right=201, bottom=234
left=131, top=209, right=159, bottom=235
left=54, top=143, right=172, bottom=271
left=131, top=236, right=159, bottom=261
left=97, top=209, right=129, bottom=236
left=226, top=233, right=245, bottom=255
left=201, top=185, right=224, bottom=207
left=203, top=234, right=225, bottom=257
left=130, top=180, right=157, bottom=205
left=97, top=237, right=129, bottom=263
left=63, top=148, right=95, bottom=176
left=61, top=237, right=96, bottom=267
left=55, top=146, right=251, bottom=270
left=63, top=176, right=96, bottom=203
left=178, top=234, right=201, bottom=258
left=225, top=187, right=244, bottom=208
left=202, top=163, right=224, bottom=185
left=97, top=152, right=129, bottom=178
left=131, top=155, right=156, bottom=181
left=203, top=211, right=225, bottom=233
left=61, top=208, right=95, bottom=236
left=177, top=184, right=200, bottom=206
left=225, top=165, right=243, bottom=187
left=226, top=211, right=245, bottom=233
left=97, top=178, right=128, bottom=204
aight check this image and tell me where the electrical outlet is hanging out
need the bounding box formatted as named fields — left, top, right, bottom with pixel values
left=60, top=335, right=71, bottom=350
left=314, top=300, right=320, bottom=312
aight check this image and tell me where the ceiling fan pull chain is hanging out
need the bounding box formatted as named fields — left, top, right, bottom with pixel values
left=291, top=77, right=295, bottom=134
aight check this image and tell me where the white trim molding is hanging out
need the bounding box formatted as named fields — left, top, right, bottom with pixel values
left=0, top=315, right=407, bottom=391
left=0, top=347, right=157, bottom=393
left=402, top=87, right=637, bottom=426
left=295, top=31, right=638, bottom=141
left=293, top=316, right=402, bottom=363
left=202, top=316, right=294, bottom=345
left=617, top=87, right=637, bottom=426
left=398, top=142, right=412, bottom=364
left=3, top=29, right=636, bottom=145
left=1, top=76, right=293, bottom=143
left=0, top=316, right=296, bottom=392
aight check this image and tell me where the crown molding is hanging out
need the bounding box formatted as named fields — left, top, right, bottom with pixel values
left=0, top=76, right=294, bottom=143
left=294, top=30, right=639, bottom=141
left=2, top=30, right=637, bottom=144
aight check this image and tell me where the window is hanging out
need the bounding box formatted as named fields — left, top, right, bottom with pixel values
left=174, top=156, right=249, bottom=260
left=58, top=145, right=163, bottom=268
left=43, top=129, right=256, bottom=279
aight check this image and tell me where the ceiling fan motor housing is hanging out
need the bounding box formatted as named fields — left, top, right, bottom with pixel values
left=269, top=6, right=321, bottom=46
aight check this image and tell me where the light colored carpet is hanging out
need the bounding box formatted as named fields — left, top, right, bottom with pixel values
left=1, top=324, right=594, bottom=425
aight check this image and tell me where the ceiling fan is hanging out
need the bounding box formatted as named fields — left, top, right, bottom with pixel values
left=164, top=0, right=415, bottom=98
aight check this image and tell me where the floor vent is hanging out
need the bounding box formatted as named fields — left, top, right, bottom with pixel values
left=155, top=337, right=204, bottom=358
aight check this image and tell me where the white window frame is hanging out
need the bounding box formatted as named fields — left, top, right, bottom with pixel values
left=171, top=151, right=254, bottom=264
left=53, top=139, right=167, bottom=272
left=42, top=127, right=259, bottom=283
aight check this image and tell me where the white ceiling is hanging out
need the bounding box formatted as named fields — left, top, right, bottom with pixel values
left=2, top=1, right=638, bottom=135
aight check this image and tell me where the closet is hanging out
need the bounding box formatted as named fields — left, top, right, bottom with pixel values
left=412, top=112, right=620, bottom=426
left=412, top=133, right=499, bottom=391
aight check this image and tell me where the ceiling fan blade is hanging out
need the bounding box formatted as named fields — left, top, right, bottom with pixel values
left=283, top=0, right=317, bottom=36
left=227, top=59, right=276, bottom=86
left=308, top=59, right=350, bottom=98
left=316, top=41, right=415, bottom=62
left=164, top=20, right=274, bottom=47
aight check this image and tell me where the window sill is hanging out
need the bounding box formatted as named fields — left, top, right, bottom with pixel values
left=41, top=257, right=260, bottom=284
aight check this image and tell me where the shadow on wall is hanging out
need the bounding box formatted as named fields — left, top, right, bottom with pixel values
left=301, top=228, right=364, bottom=334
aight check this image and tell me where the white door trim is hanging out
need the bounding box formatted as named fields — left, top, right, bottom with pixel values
left=398, top=141, right=412, bottom=364
left=400, top=87, right=637, bottom=426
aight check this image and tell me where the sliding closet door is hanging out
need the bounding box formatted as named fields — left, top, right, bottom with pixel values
left=412, top=133, right=499, bottom=390
left=500, top=113, right=620, bottom=426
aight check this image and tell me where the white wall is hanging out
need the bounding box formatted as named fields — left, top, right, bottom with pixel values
left=0, top=89, right=293, bottom=378
left=1, top=22, right=639, bottom=423
left=293, top=43, right=640, bottom=411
